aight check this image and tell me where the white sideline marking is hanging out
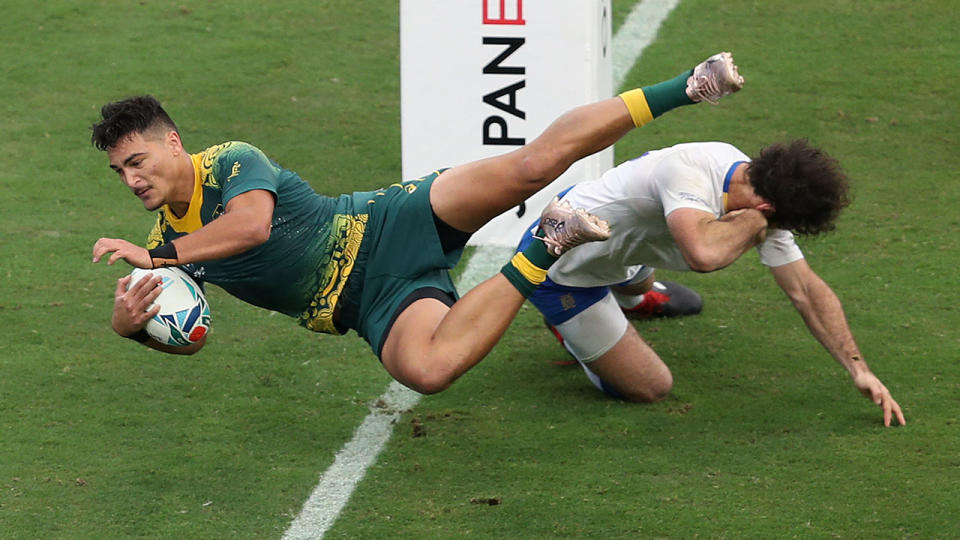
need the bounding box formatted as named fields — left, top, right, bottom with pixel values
left=612, top=0, right=681, bottom=89
left=282, top=2, right=675, bottom=536
left=282, top=381, right=420, bottom=540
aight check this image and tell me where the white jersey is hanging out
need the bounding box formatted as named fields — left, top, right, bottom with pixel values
left=549, top=142, right=804, bottom=288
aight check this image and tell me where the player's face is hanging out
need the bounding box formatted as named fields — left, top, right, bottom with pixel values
left=107, top=131, right=181, bottom=211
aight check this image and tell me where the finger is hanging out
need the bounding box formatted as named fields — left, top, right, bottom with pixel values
left=889, top=397, right=906, bottom=426
left=882, top=398, right=892, bottom=427
left=92, top=239, right=104, bottom=260
left=92, top=245, right=107, bottom=263
left=107, top=250, right=125, bottom=266
left=137, top=304, right=161, bottom=324
left=132, top=278, right=162, bottom=305
left=145, top=280, right=164, bottom=303
left=92, top=238, right=117, bottom=263
left=115, top=275, right=131, bottom=296
left=128, top=273, right=156, bottom=296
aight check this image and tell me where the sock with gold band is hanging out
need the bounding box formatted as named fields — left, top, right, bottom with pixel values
left=500, top=234, right=557, bottom=298
left=619, top=69, right=696, bottom=127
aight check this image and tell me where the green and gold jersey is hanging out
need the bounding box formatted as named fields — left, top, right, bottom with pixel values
left=146, top=141, right=366, bottom=334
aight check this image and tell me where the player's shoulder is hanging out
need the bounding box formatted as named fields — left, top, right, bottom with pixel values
left=199, top=141, right=268, bottom=163
left=672, top=141, right=747, bottom=160
left=197, top=141, right=280, bottom=185
left=665, top=142, right=751, bottom=179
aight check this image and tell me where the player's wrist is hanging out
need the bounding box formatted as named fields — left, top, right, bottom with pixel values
left=148, top=243, right=179, bottom=269
left=122, top=328, right=151, bottom=343
left=846, top=355, right=869, bottom=377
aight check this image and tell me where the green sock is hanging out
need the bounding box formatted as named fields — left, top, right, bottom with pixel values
left=641, top=69, right=695, bottom=118
left=500, top=235, right=558, bottom=298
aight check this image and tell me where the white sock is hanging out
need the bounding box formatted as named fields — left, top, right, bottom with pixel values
left=611, top=290, right=645, bottom=309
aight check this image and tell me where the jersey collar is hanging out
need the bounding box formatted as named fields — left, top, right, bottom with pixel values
left=163, top=153, right=205, bottom=233
left=722, top=160, right=746, bottom=212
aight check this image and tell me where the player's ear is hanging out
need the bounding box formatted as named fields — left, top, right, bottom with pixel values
left=166, top=130, right=184, bottom=155
left=756, top=201, right=774, bottom=216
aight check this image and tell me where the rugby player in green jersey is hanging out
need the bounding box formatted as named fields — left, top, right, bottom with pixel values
left=91, top=53, right=744, bottom=395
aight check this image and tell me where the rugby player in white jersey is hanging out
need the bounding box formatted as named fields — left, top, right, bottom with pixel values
left=518, top=139, right=906, bottom=427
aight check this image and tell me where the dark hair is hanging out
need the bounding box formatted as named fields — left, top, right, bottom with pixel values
left=90, top=95, right=178, bottom=151
left=747, top=140, right=851, bottom=236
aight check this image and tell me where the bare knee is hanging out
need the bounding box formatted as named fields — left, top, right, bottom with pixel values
left=392, top=358, right=458, bottom=395
left=617, top=369, right=674, bottom=403
left=516, top=144, right=570, bottom=187
left=408, top=375, right=453, bottom=395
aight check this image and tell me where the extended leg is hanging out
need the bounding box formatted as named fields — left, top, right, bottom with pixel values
left=429, top=51, right=745, bottom=233
left=429, top=96, right=635, bottom=233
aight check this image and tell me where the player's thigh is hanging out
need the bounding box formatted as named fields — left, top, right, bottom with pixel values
left=379, top=297, right=452, bottom=394
left=429, top=147, right=554, bottom=233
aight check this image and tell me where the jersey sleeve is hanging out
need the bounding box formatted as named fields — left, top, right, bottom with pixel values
left=216, top=142, right=282, bottom=206
left=756, top=228, right=804, bottom=267
left=655, top=160, right=718, bottom=217
left=145, top=214, right=164, bottom=248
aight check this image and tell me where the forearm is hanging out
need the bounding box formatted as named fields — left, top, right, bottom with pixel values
left=772, top=262, right=905, bottom=426
left=788, top=275, right=867, bottom=377
left=700, top=214, right=765, bottom=269
left=168, top=210, right=271, bottom=264
left=669, top=209, right=767, bottom=272
left=153, top=189, right=275, bottom=266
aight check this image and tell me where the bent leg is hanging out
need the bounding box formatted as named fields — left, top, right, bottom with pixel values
left=584, top=325, right=673, bottom=403
left=379, top=190, right=610, bottom=394
left=380, top=274, right=525, bottom=394
left=553, top=292, right=672, bottom=402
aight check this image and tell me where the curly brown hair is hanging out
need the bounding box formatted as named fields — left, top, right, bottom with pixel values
left=747, top=140, right=851, bottom=235
left=90, top=95, right=178, bottom=151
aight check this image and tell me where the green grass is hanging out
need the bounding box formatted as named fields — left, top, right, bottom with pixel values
left=1, top=0, right=959, bottom=538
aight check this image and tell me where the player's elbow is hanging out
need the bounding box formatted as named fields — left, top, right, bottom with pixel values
left=239, top=219, right=272, bottom=248
left=682, top=248, right=726, bottom=273
left=251, top=221, right=273, bottom=245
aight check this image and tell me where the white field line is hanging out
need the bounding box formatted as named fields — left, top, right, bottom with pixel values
left=612, top=0, right=681, bottom=89
left=281, top=2, right=677, bottom=537
left=282, top=382, right=420, bottom=540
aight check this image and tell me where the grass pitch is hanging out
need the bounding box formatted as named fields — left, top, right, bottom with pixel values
left=1, top=0, right=958, bottom=538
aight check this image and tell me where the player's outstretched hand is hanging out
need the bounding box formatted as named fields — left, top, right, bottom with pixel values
left=111, top=274, right=162, bottom=337
left=853, top=370, right=905, bottom=427
left=92, top=237, right=152, bottom=268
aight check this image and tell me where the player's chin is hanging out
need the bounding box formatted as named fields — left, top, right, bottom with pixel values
left=141, top=198, right=163, bottom=211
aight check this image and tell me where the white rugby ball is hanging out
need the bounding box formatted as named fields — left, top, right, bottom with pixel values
left=128, top=267, right=211, bottom=347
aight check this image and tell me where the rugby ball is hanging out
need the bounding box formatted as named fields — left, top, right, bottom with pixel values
left=128, top=267, right=211, bottom=347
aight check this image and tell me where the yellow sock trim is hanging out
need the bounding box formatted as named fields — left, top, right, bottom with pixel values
left=619, top=88, right=654, bottom=127
left=510, top=252, right=548, bottom=285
